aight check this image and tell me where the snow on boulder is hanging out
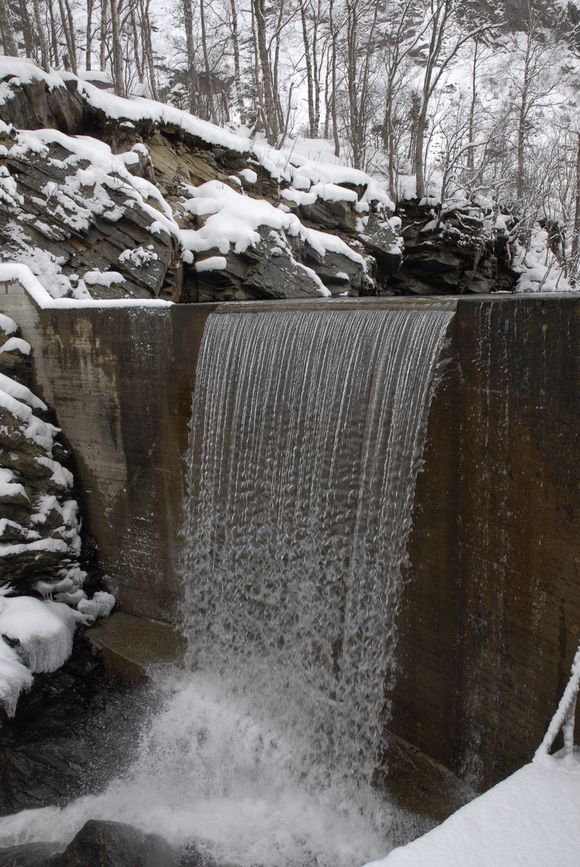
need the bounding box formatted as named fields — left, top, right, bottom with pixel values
left=0, top=595, right=82, bottom=674
left=0, top=633, right=33, bottom=719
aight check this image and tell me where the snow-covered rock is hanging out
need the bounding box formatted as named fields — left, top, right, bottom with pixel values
left=0, top=314, right=114, bottom=718
left=0, top=59, right=401, bottom=302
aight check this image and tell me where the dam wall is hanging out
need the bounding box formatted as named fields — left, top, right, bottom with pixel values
left=1, top=279, right=578, bottom=790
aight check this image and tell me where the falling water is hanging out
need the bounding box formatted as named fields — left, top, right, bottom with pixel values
left=0, top=304, right=453, bottom=867
left=181, top=307, right=453, bottom=793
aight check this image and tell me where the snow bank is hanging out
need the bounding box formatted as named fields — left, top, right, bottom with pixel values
left=363, top=757, right=580, bottom=867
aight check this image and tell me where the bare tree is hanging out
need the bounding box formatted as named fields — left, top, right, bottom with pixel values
left=0, top=1, right=18, bottom=55
left=414, top=0, right=492, bottom=199
left=110, top=0, right=126, bottom=96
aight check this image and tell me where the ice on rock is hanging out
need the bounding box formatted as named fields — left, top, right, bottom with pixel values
left=0, top=595, right=83, bottom=674
left=77, top=591, right=116, bottom=621
left=0, top=635, right=33, bottom=718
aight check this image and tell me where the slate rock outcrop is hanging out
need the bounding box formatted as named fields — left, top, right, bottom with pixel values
left=0, top=61, right=401, bottom=303
left=0, top=315, right=86, bottom=601
left=391, top=200, right=516, bottom=295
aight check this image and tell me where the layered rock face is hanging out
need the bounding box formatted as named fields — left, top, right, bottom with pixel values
left=0, top=314, right=85, bottom=600
left=392, top=201, right=515, bottom=295
left=0, top=60, right=403, bottom=303
left=0, top=310, right=114, bottom=718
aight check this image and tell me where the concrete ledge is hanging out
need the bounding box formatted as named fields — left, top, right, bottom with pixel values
left=87, top=612, right=186, bottom=683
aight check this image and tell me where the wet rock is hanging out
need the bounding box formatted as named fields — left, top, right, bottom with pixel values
left=392, top=200, right=517, bottom=295
left=0, top=843, right=61, bottom=866
left=49, top=820, right=179, bottom=866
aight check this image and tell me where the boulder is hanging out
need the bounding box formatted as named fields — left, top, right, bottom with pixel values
left=49, top=820, right=179, bottom=867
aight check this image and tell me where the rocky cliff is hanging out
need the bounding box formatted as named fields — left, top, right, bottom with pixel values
left=0, top=59, right=518, bottom=303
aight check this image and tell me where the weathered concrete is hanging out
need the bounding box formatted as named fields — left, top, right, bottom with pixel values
left=1, top=280, right=579, bottom=791
left=87, top=612, right=186, bottom=682
left=394, top=295, right=580, bottom=789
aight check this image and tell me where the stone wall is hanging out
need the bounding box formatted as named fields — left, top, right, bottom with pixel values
left=1, top=280, right=578, bottom=790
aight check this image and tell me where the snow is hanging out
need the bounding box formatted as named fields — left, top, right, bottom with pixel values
left=514, top=226, right=574, bottom=293
left=195, top=256, right=228, bottom=273
left=0, top=595, right=82, bottom=675
left=0, top=263, right=172, bottom=309
left=77, top=591, right=116, bottom=620
left=0, top=335, right=31, bottom=355
left=0, top=312, right=18, bottom=337
left=83, top=270, right=126, bottom=288
left=363, top=757, right=580, bottom=867
left=0, top=388, right=58, bottom=451
left=239, top=169, right=258, bottom=185
left=181, top=180, right=365, bottom=276
left=0, top=634, right=33, bottom=718
left=0, top=468, right=28, bottom=503
left=0, top=372, right=46, bottom=411
left=0, top=57, right=64, bottom=103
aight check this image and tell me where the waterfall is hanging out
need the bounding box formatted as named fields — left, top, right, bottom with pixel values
left=181, top=306, right=453, bottom=788
left=0, top=304, right=453, bottom=867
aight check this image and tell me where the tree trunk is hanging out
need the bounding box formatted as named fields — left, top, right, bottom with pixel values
left=252, top=0, right=279, bottom=141
left=467, top=38, right=479, bottom=175
left=415, top=105, right=428, bottom=200
left=58, top=0, right=77, bottom=73
left=200, top=0, right=217, bottom=123
left=140, top=0, right=158, bottom=101
left=100, top=0, right=109, bottom=70
left=110, top=0, right=126, bottom=96
left=86, top=0, right=94, bottom=70
left=229, top=0, right=244, bottom=119
left=32, top=0, right=49, bottom=69
left=0, top=1, right=17, bottom=56
left=346, top=0, right=360, bottom=168
left=329, top=0, right=340, bottom=157
left=182, top=0, right=198, bottom=114
left=19, top=0, right=35, bottom=60
left=48, top=2, right=60, bottom=67
left=300, top=1, right=316, bottom=137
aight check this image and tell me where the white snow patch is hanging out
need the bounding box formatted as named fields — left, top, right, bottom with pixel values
left=83, top=270, right=125, bottom=288
left=239, top=169, right=258, bottom=185
left=0, top=635, right=33, bottom=718
left=0, top=313, right=18, bottom=337
left=77, top=591, right=116, bottom=621
left=0, top=336, right=31, bottom=355
left=195, top=256, right=228, bottom=273
left=0, top=373, right=46, bottom=410
left=0, top=595, right=82, bottom=674
left=364, top=758, right=580, bottom=867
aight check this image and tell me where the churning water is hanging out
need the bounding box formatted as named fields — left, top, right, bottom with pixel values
left=0, top=305, right=453, bottom=866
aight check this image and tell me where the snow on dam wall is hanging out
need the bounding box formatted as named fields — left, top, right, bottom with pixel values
left=1, top=278, right=579, bottom=791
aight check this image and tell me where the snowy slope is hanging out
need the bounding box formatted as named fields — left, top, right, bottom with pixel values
left=363, top=756, right=580, bottom=867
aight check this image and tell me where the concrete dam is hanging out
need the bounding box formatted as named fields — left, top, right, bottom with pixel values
left=1, top=276, right=579, bottom=865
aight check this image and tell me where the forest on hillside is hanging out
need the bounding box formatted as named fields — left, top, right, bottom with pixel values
left=0, top=0, right=579, bottom=282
